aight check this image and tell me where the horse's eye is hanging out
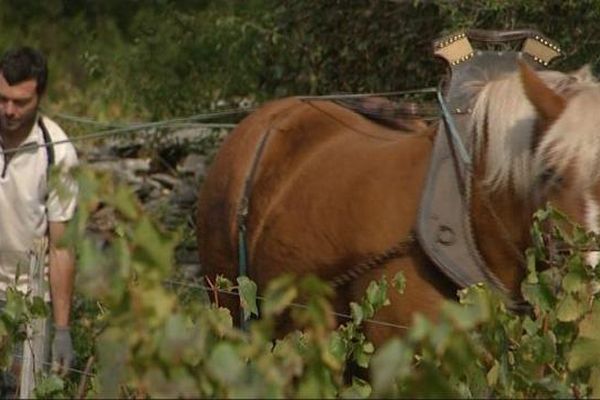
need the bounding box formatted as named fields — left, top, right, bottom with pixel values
left=538, top=168, right=563, bottom=188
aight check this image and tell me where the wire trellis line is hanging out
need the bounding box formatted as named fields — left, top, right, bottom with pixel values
left=46, top=107, right=256, bottom=126
left=12, top=353, right=95, bottom=378
left=10, top=88, right=441, bottom=157
left=0, top=119, right=235, bottom=157
left=163, top=278, right=411, bottom=331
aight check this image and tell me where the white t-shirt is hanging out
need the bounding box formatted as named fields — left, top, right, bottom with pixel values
left=0, top=115, right=78, bottom=297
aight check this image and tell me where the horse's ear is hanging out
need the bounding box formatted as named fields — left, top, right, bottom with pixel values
left=518, top=59, right=566, bottom=124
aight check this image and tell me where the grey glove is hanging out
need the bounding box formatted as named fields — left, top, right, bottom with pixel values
left=51, top=326, right=73, bottom=376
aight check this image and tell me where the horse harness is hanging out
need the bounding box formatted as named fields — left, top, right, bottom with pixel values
left=416, top=29, right=562, bottom=299
left=235, top=29, right=563, bottom=305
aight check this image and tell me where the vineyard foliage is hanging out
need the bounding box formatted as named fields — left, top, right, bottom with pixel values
left=1, top=0, right=600, bottom=397
left=2, top=168, right=600, bottom=397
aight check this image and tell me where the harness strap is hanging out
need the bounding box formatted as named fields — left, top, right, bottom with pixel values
left=236, top=127, right=274, bottom=328
left=237, top=128, right=273, bottom=276
left=329, top=234, right=416, bottom=288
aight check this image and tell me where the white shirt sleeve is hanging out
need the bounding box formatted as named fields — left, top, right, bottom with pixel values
left=43, top=118, right=79, bottom=222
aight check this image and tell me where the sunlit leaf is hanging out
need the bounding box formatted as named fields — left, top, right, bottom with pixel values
left=366, top=278, right=390, bottom=310
left=562, top=264, right=587, bottom=294
left=392, top=272, right=406, bottom=294
left=350, top=302, right=364, bottom=325
left=556, top=294, right=587, bottom=322
left=486, top=360, right=500, bottom=387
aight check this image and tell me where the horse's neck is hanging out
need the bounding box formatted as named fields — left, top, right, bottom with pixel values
left=470, top=171, right=533, bottom=295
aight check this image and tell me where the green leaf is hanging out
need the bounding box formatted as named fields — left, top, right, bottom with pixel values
left=350, top=302, right=364, bottom=325
left=144, top=366, right=200, bottom=398
left=410, top=314, right=432, bottom=342
left=521, top=280, right=555, bottom=312
left=328, top=332, right=347, bottom=363
left=590, top=366, right=600, bottom=398
left=262, top=275, right=298, bottom=317
left=296, top=373, right=324, bottom=399
left=207, top=342, right=245, bottom=385
left=215, top=275, right=234, bottom=291
left=366, top=278, right=390, bottom=310
left=525, top=250, right=539, bottom=284
left=237, top=276, right=259, bottom=320
left=354, top=347, right=371, bottom=368
left=568, top=300, right=600, bottom=371
left=362, top=341, right=375, bottom=355
left=462, top=360, right=489, bottom=398
left=556, top=294, right=587, bottom=322
left=131, top=216, right=177, bottom=275
left=412, top=362, right=461, bottom=398
left=486, top=360, right=500, bottom=387
left=392, top=272, right=406, bottom=294
left=371, top=339, right=414, bottom=397
left=111, top=185, right=139, bottom=220
left=340, top=377, right=372, bottom=399
left=522, top=316, right=539, bottom=335
left=519, top=332, right=557, bottom=367
left=34, top=374, right=65, bottom=398
left=443, top=301, right=484, bottom=331
left=578, top=299, right=600, bottom=340
left=158, top=315, right=193, bottom=364
left=562, top=264, right=587, bottom=294
left=30, top=296, right=49, bottom=318
left=568, top=337, right=600, bottom=371
left=97, top=328, right=128, bottom=398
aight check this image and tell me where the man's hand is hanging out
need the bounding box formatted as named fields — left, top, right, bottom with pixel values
left=51, top=326, right=73, bottom=376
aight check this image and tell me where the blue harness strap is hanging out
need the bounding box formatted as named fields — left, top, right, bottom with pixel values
left=236, top=127, right=273, bottom=328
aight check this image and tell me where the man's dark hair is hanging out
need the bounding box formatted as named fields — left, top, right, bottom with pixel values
left=0, top=46, right=48, bottom=95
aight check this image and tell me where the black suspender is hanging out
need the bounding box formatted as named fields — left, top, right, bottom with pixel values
left=0, top=117, right=56, bottom=179
left=38, top=116, right=55, bottom=171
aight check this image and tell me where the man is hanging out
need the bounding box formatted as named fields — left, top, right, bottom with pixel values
left=0, top=47, right=78, bottom=377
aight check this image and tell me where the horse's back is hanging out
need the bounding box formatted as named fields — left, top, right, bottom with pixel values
left=196, top=97, right=444, bottom=331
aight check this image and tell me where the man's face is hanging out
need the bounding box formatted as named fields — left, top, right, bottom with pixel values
left=0, top=73, right=40, bottom=135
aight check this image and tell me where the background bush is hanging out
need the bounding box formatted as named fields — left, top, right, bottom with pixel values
left=1, top=0, right=599, bottom=122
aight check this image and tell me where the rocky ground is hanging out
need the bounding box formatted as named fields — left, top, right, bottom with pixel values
left=79, top=125, right=229, bottom=279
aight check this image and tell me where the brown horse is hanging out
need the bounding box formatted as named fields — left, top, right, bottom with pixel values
left=196, top=61, right=600, bottom=345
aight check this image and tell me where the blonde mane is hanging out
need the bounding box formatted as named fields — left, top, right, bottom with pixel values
left=469, top=66, right=600, bottom=197
left=535, top=88, right=600, bottom=190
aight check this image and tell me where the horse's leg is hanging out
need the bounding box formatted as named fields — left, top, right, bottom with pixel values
left=349, top=247, right=456, bottom=346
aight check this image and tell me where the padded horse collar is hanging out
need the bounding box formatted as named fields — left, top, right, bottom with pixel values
left=416, top=29, right=562, bottom=295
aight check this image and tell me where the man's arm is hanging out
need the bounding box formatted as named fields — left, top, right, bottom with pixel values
left=48, top=220, right=75, bottom=327
left=48, top=220, right=76, bottom=375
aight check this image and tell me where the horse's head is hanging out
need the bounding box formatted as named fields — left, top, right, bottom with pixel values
left=468, top=61, right=600, bottom=287
left=521, top=61, right=600, bottom=252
